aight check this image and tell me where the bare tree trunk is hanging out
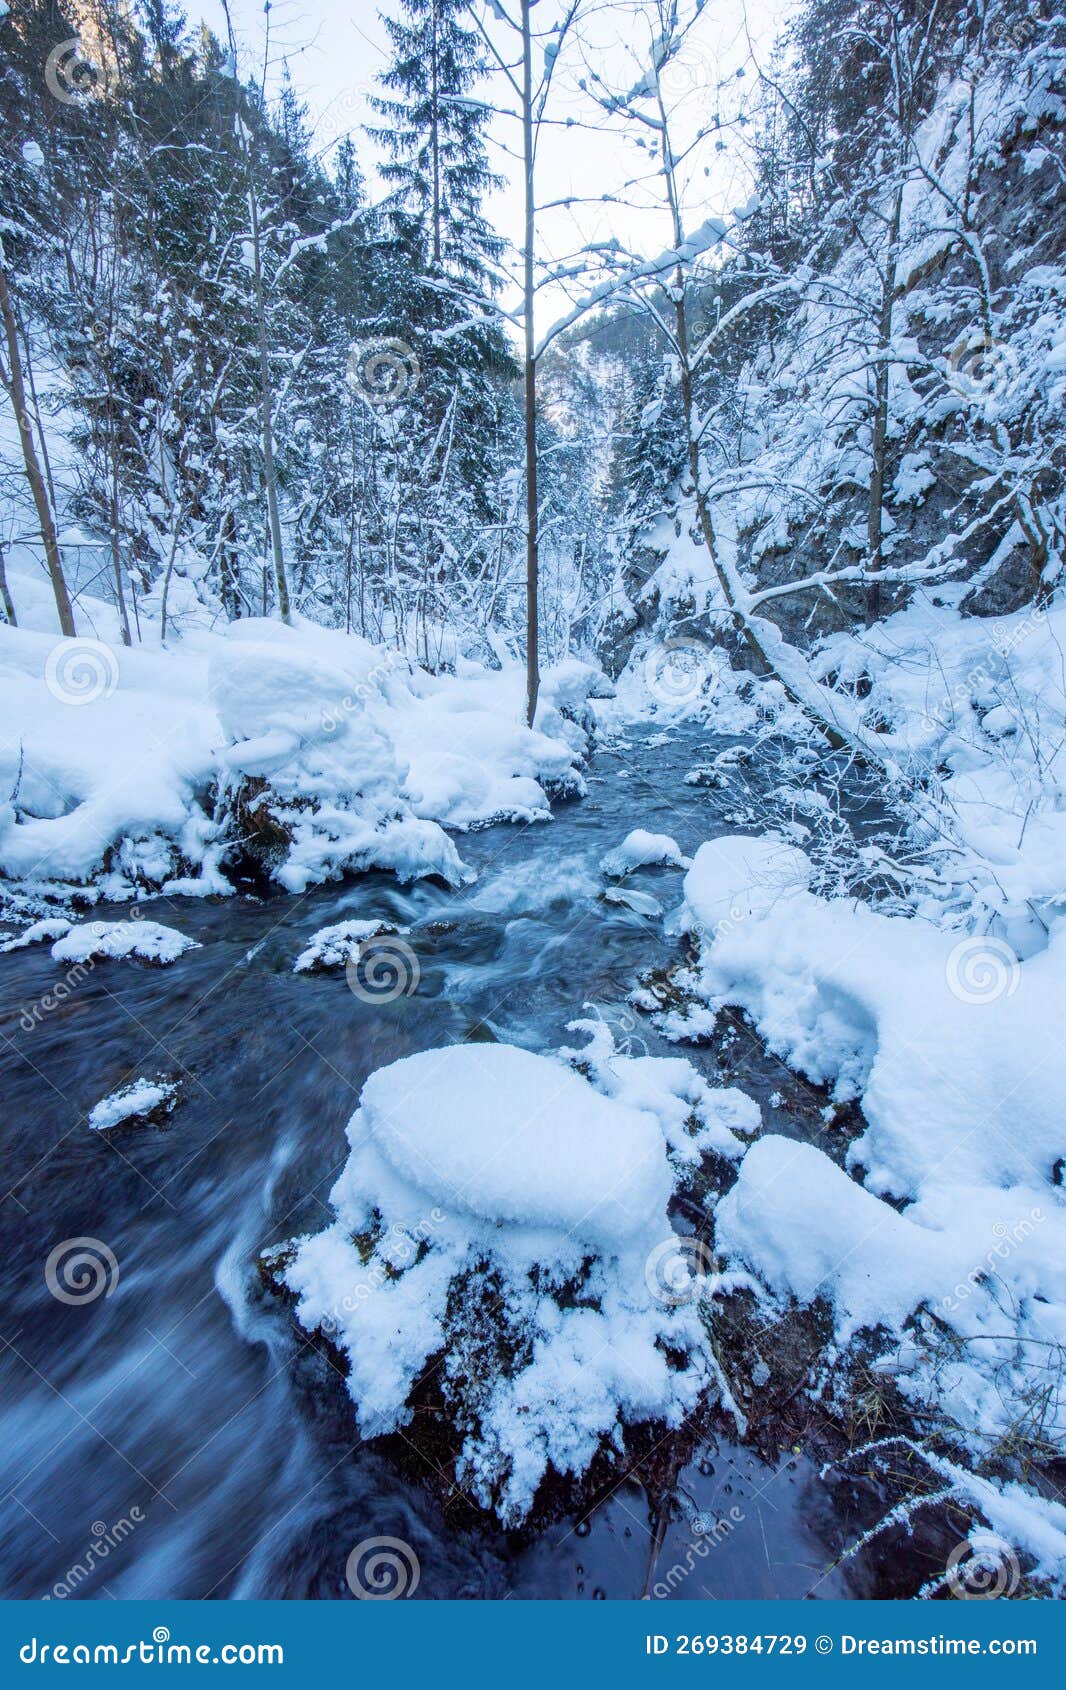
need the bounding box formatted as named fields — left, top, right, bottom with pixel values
left=0, top=540, right=16, bottom=626
left=866, top=185, right=901, bottom=626
left=521, top=0, right=539, bottom=727
left=222, top=0, right=291, bottom=625
left=0, top=262, right=75, bottom=637
left=248, top=180, right=291, bottom=624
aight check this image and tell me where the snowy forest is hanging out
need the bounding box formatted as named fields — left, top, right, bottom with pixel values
left=1, top=0, right=1065, bottom=1605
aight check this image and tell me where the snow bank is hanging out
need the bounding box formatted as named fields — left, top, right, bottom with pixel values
left=681, top=839, right=1066, bottom=1198
left=276, top=1037, right=746, bottom=1524
left=816, top=593, right=1066, bottom=946
left=679, top=834, right=1066, bottom=1478
left=0, top=599, right=598, bottom=902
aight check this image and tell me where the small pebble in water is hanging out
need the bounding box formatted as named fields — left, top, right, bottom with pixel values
left=574, top=1519, right=591, bottom=1538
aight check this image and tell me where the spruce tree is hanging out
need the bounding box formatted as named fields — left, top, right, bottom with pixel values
left=368, top=0, right=503, bottom=286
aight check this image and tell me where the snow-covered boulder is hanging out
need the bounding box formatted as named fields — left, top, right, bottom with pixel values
left=600, top=829, right=690, bottom=876
left=51, top=919, right=199, bottom=966
left=270, top=1040, right=734, bottom=1525
left=681, top=834, right=811, bottom=934
left=211, top=622, right=468, bottom=894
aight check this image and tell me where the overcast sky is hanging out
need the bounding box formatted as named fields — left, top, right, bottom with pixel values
left=199, top=0, right=789, bottom=322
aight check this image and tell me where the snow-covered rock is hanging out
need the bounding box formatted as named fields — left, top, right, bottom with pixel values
left=87, top=1077, right=181, bottom=1132
left=680, top=834, right=1066, bottom=1473
left=51, top=919, right=199, bottom=966
left=600, top=828, right=690, bottom=875
left=0, top=917, right=73, bottom=952
left=0, top=613, right=600, bottom=903
left=274, top=1039, right=735, bottom=1524
left=292, top=918, right=404, bottom=974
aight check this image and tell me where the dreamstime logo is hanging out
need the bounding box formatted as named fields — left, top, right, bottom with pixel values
left=644, top=1234, right=714, bottom=1307
left=44, top=1508, right=146, bottom=1600
left=346, top=338, right=420, bottom=408
left=44, top=638, right=118, bottom=706
left=345, top=1536, right=420, bottom=1599
left=44, top=1237, right=119, bottom=1305
left=321, top=649, right=407, bottom=733
left=345, top=936, right=420, bottom=1004
left=45, top=38, right=115, bottom=105
left=940, top=1207, right=1044, bottom=1314
left=945, top=1531, right=1020, bottom=1599
left=657, top=46, right=712, bottom=98
left=945, top=935, right=1020, bottom=1006
left=945, top=333, right=1019, bottom=406
left=643, top=637, right=713, bottom=706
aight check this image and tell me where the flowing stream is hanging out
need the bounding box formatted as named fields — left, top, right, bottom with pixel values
left=0, top=721, right=888, bottom=1600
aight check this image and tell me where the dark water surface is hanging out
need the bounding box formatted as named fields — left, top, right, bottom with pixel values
left=0, top=723, right=882, bottom=1600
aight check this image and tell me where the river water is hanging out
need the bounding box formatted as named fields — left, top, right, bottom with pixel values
left=0, top=721, right=885, bottom=1600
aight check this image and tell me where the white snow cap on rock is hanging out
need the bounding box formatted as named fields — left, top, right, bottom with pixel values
left=51, top=919, right=199, bottom=965
left=280, top=1039, right=733, bottom=1523
left=359, top=1044, right=672, bottom=1251
left=292, top=918, right=402, bottom=974
left=87, top=1077, right=179, bottom=1132
left=600, top=829, right=690, bottom=876
left=0, top=611, right=598, bottom=901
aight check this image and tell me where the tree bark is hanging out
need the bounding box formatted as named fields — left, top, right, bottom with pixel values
left=0, top=540, right=16, bottom=626
left=0, top=262, right=76, bottom=637
left=866, top=185, right=902, bottom=626
left=521, top=0, right=539, bottom=727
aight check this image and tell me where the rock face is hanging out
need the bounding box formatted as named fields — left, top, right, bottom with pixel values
left=601, top=37, right=1065, bottom=670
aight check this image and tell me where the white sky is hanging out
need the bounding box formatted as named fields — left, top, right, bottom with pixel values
left=199, top=0, right=789, bottom=321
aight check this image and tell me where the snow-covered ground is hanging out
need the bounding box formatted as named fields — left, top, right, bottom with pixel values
left=0, top=566, right=598, bottom=905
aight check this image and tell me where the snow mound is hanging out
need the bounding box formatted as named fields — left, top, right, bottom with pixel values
left=600, top=829, right=690, bottom=876
left=293, top=919, right=403, bottom=974
left=359, top=1044, right=670, bottom=1251
left=0, top=610, right=598, bottom=902
left=276, top=1038, right=741, bottom=1524
left=681, top=836, right=1066, bottom=1478
left=684, top=843, right=1066, bottom=1198
left=51, top=920, right=199, bottom=966
left=87, top=1077, right=180, bottom=1132
left=211, top=623, right=469, bottom=894
left=682, top=834, right=811, bottom=934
